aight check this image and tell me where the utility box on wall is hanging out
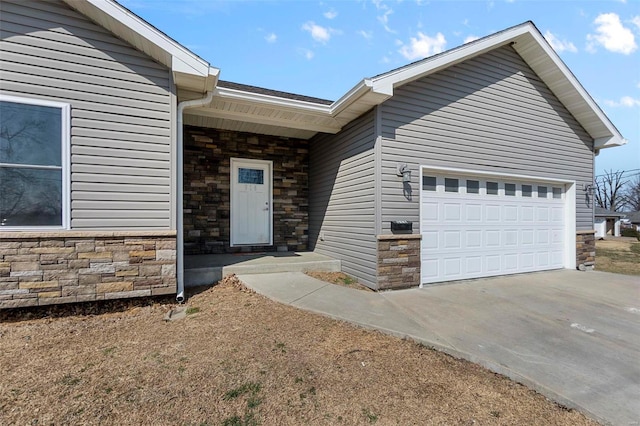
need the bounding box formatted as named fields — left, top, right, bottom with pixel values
left=391, top=221, right=413, bottom=232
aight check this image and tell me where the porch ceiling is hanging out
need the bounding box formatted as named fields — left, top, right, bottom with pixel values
left=179, top=83, right=388, bottom=139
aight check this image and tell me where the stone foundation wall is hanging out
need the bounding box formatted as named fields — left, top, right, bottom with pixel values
left=576, top=230, right=596, bottom=269
left=0, top=231, right=176, bottom=309
left=184, top=126, right=309, bottom=254
left=377, top=235, right=421, bottom=290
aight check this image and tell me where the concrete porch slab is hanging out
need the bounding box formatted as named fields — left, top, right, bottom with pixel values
left=184, top=251, right=341, bottom=287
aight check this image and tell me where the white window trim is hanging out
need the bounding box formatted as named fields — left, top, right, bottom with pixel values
left=0, top=94, right=71, bottom=231
left=419, top=165, right=577, bottom=284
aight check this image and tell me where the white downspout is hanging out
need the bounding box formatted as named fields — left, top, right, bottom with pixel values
left=176, top=91, right=215, bottom=303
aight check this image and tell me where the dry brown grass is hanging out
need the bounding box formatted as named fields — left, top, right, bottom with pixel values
left=305, top=271, right=373, bottom=291
left=0, top=277, right=597, bottom=425
left=596, top=238, right=640, bottom=275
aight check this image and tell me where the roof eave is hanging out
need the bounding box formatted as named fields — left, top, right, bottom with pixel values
left=63, top=0, right=213, bottom=92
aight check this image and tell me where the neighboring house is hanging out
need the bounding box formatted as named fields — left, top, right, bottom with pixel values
left=0, top=0, right=625, bottom=309
left=594, top=207, right=624, bottom=238
left=627, top=211, right=640, bottom=232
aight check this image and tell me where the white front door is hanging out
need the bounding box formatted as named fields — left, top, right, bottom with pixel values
left=231, top=158, right=272, bottom=246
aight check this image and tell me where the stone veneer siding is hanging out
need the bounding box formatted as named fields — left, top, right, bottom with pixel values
left=377, top=234, right=422, bottom=290
left=0, top=231, right=176, bottom=309
left=576, top=230, right=596, bottom=269
left=184, top=126, right=309, bottom=254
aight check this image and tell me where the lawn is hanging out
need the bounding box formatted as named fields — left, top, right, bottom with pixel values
left=595, top=237, right=640, bottom=275
left=0, top=276, right=596, bottom=425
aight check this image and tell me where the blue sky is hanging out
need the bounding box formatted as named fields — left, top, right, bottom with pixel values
left=122, top=0, right=639, bottom=177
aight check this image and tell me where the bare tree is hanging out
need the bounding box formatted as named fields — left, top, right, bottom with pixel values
left=623, top=175, right=640, bottom=212
left=594, top=170, right=627, bottom=212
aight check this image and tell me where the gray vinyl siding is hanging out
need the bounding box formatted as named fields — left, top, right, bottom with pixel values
left=309, top=110, right=377, bottom=288
left=0, top=0, right=173, bottom=230
left=380, top=45, right=594, bottom=232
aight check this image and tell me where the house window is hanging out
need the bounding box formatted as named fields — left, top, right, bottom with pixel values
left=538, top=186, right=548, bottom=198
left=0, top=96, right=69, bottom=228
left=522, top=185, right=532, bottom=197
left=422, top=176, right=436, bottom=191
left=486, top=182, right=498, bottom=195
left=505, top=183, right=516, bottom=196
left=445, top=178, right=458, bottom=192
left=553, top=187, right=562, bottom=199
left=466, top=180, right=479, bottom=194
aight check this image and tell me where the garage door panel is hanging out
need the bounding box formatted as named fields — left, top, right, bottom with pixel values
left=504, top=205, right=518, bottom=221
left=486, top=205, right=501, bottom=221
left=466, top=230, right=482, bottom=248
left=444, top=203, right=461, bottom=221
left=421, top=172, right=566, bottom=284
left=424, top=202, right=439, bottom=221
left=444, top=231, right=462, bottom=249
left=466, top=257, right=482, bottom=274
left=466, top=204, right=482, bottom=221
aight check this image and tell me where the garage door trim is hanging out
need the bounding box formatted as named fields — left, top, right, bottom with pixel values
left=419, top=165, right=576, bottom=287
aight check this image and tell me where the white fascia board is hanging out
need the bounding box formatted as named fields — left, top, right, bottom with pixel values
left=371, top=24, right=532, bottom=94
left=594, top=136, right=628, bottom=150
left=522, top=29, right=626, bottom=150
left=330, top=79, right=377, bottom=115
left=214, top=87, right=332, bottom=114
left=71, top=0, right=210, bottom=78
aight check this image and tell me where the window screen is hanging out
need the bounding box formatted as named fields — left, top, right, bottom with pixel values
left=0, top=99, right=65, bottom=227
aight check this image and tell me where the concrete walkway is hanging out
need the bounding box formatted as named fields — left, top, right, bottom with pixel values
left=239, top=270, right=640, bottom=426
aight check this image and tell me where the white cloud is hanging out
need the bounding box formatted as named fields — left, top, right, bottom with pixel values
left=324, top=9, right=338, bottom=19
left=586, top=13, right=637, bottom=55
left=373, top=0, right=395, bottom=33
left=632, top=16, right=640, bottom=30
left=464, top=35, right=479, bottom=44
left=264, top=33, right=277, bottom=43
left=399, top=32, right=446, bottom=60
left=302, top=21, right=337, bottom=44
left=358, top=30, right=373, bottom=40
left=544, top=30, right=577, bottom=53
left=604, top=96, right=640, bottom=107
left=298, top=48, right=314, bottom=60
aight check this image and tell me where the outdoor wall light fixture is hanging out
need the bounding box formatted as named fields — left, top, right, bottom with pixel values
left=397, top=163, right=412, bottom=182
left=583, top=183, right=594, bottom=194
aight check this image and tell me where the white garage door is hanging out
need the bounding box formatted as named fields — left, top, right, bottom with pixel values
left=421, top=172, right=566, bottom=285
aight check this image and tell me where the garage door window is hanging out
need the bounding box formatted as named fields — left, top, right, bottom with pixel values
left=538, top=186, right=548, bottom=198
left=553, top=187, right=562, bottom=199
left=423, top=176, right=436, bottom=191
left=445, top=178, right=458, bottom=193
left=467, top=180, right=479, bottom=194
left=487, top=182, right=498, bottom=195
left=522, top=185, right=532, bottom=197
left=505, top=183, right=516, bottom=196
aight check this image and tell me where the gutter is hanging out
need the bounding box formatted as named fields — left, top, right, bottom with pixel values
left=175, top=90, right=215, bottom=303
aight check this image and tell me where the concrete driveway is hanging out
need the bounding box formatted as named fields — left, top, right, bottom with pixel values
left=240, top=270, right=640, bottom=425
